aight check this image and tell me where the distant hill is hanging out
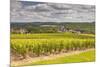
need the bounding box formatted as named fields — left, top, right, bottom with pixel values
left=11, top=22, right=95, bottom=34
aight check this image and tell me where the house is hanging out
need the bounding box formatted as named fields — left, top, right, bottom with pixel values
left=19, top=28, right=28, bottom=34
left=40, top=25, right=57, bottom=27
left=11, top=28, right=28, bottom=34
left=58, top=25, right=69, bottom=32
left=69, top=29, right=84, bottom=34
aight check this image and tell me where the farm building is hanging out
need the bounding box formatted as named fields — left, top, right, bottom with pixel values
left=11, top=28, right=28, bottom=34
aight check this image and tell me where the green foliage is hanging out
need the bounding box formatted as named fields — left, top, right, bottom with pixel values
left=11, top=23, right=95, bottom=34
left=11, top=33, right=95, bottom=58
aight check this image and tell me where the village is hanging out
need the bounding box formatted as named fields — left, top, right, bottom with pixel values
left=11, top=24, right=85, bottom=34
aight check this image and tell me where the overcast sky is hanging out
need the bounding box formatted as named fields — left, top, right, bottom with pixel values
left=10, top=0, right=95, bottom=22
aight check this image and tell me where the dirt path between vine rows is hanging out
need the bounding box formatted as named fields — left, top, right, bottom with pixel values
left=11, top=48, right=95, bottom=67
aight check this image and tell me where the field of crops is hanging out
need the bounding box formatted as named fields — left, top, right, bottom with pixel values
left=11, top=33, right=95, bottom=60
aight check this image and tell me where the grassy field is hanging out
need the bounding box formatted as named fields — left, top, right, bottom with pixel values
left=11, top=32, right=94, bottom=39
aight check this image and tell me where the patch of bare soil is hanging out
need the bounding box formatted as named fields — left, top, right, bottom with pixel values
left=11, top=48, right=95, bottom=67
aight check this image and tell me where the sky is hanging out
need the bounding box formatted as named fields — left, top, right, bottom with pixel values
left=10, top=0, right=95, bottom=22
left=21, top=0, right=96, bottom=5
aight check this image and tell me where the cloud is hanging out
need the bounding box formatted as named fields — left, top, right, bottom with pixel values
left=10, top=0, right=95, bottom=22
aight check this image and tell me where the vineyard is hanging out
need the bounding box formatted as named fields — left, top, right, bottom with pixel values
left=11, top=33, right=95, bottom=60
left=10, top=0, right=95, bottom=66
